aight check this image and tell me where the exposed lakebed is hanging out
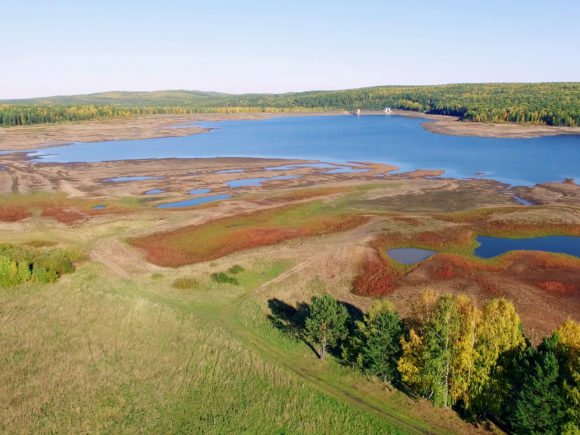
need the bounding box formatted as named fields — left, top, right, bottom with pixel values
left=15, top=115, right=580, bottom=186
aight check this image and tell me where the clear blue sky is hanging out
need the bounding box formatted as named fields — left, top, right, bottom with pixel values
left=2, top=0, right=579, bottom=99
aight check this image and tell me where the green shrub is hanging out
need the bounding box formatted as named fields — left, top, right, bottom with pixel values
left=150, top=273, right=164, bottom=280
left=227, top=264, right=245, bottom=274
left=172, top=277, right=199, bottom=290
left=210, top=272, right=239, bottom=286
left=0, top=244, right=76, bottom=287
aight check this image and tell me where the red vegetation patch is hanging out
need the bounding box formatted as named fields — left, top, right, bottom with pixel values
left=420, top=251, right=580, bottom=296
left=353, top=251, right=398, bottom=297
left=132, top=204, right=368, bottom=267
left=42, top=207, right=89, bottom=224
left=536, top=281, right=577, bottom=294
left=0, top=205, right=31, bottom=222
left=371, top=226, right=474, bottom=253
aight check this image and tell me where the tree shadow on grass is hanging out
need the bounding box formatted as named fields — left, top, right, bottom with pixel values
left=267, top=297, right=364, bottom=359
left=267, top=298, right=320, bottom=356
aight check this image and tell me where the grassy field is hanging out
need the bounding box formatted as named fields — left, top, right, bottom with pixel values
left=0, top=256, right=476, bottom=433
left=1, top=180, right=578, bottom=433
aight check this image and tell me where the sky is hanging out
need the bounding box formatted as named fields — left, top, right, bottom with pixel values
left=2, top=0, right=579, bottom=99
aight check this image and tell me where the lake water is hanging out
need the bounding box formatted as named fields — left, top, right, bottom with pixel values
left=387, top=248, right=437, bottom=264
left=474, top=236, right=580, bottom=259
left=14, top=115, right=580, bottom=186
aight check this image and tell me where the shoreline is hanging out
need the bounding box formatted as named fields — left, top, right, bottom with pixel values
left=1, top=110, right=580, bottom=152
left=364, top=109, right=580, bottom=138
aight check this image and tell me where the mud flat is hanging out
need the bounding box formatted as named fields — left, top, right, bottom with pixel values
left=420, top=116, right=580, bottom=138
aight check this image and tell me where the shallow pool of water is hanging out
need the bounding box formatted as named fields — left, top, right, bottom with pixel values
left=215, top=169, right=245, bottom=174
left=144, top=189, right=165, bottom=195
left=265, top=163, right=338, bottom=171
left=474, top=236, right=580, bottom=258
left=104, top=176, right=164, bottom=183
left=387, top=248, right=437, bottom=264
left=92, top=205, right=106, bottom=210
left=156, top=194, right=232, bottom=209
left=189, top=188, right=212, bottom=195
left=325, top=166, right=370, bottom=174
left=227, top=175, right=299, bottom=188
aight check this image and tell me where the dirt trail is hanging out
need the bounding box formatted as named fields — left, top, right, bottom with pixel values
left=89, top=238, right=154, bottom=278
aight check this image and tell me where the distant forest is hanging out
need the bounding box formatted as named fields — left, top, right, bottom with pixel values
left=1, top=83, right=579, bottom=127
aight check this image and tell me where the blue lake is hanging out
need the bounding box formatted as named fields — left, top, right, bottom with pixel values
left=14, top=115, right=580, bottom=186
left=474, top=236, right=580, bottom=259
left=156, top=194, right=232, bottom=209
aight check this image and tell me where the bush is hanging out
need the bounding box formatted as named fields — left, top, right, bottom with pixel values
left=210, top=272, right=239, bottom=286
left=0, top=243, right=75, bottom=287
left=172, top=277, right=199, bottom=290
left=227, top=264, right=245, bottom=274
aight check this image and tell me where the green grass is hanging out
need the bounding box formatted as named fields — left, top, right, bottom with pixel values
left=0, top=258, right=469, bottom=434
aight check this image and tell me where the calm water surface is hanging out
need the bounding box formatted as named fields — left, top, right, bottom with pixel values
left=474, top=236, right=580, bottom=258
left=144, top=189, right=165, bottom=195
left=104, top=176, right=164, bottom=183
left=14, top=115, right=580, bottom=186
left=189, top=188, right=212, bottom=195
left=227, top=175, right=299, bottom=188
left=387, top=248, right=437, bottom=264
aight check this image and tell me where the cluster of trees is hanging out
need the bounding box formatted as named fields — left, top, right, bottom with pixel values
left=297, top=293, right=579, bottom=434
left=2, top=83, right=578, bottom=127
left=0, top=244, right=74, bottom=287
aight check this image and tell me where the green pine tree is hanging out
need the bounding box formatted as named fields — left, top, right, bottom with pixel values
left=304, top=295, right=349, bottom=360
left=510, top=334, right=566, bottom=434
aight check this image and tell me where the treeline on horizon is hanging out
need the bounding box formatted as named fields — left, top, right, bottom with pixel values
left=1, top=83, right=579, bottom=127
left=280, top=291, right=579, bottom=434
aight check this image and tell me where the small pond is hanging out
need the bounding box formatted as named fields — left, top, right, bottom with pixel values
left=144, top=189, right=165, bottom=195
left=92, top=205, right=106, bottom=210
left=387, top=248, right=437, bottom=265
left=189, top=188, right=212, bottom=195
left=325, top=166, right=369, bottom=174
left=512, top=196, right=535, bottom=206
left=474, top=236, right=580, bottom=259
left=156, top=194, right=232, bottom=209
left=227, top=175, right=299, bottom=188
left=215, top=169, right=245, bottom=174
left=104, top=176, right=164, bottom=183
left=265, top=163, right=338, bottom=171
